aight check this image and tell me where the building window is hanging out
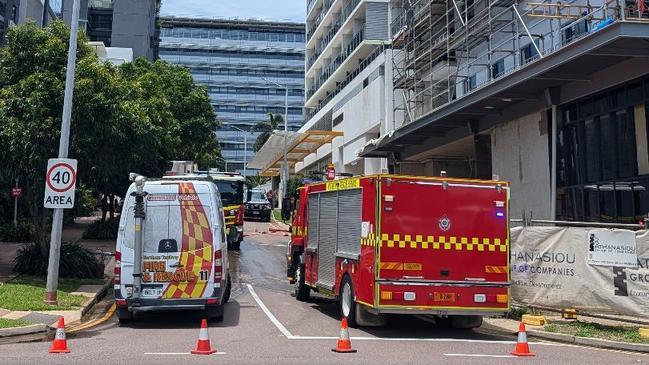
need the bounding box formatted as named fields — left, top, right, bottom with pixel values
left=557, top=76, right=649, bottom=223
left=520, top=40, right=540, bottom=65
left=492, top=58, right=505, bottom=79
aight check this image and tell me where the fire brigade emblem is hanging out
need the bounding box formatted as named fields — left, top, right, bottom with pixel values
left=438, top=215, right=452, bottom=232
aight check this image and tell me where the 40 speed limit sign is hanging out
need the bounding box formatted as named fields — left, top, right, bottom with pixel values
left=44, top=158, right=78, bottom=209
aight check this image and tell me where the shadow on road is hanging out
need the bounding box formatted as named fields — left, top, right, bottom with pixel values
left=301, top=293, right=509, bottom=341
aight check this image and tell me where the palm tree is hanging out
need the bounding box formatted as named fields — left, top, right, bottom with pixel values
left=253, top=113, right=284, bottom=152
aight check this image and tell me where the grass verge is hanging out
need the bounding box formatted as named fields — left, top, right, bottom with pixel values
left=0, top=275, right=103, bottom=311
left=0, top=318, right=32, bottom=329
left=544, top=321, right=649, bottom=344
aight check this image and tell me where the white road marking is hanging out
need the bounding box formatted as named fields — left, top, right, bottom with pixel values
left=243, top=284, right=574, bottom=346
left=144, top=352, right=226, bottom=355
left=245, top=283, right=293, bottom=338
left=445, top=354, right=517, bottom=358
left=289, top=335, right=568, bottom=346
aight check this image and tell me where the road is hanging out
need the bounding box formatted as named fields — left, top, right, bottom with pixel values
left=2, top=220, right=647, bottom=364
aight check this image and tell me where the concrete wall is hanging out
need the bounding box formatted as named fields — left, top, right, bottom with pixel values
left=491, top=111, right=552, bottom=220
left=111, top=0, right=156, bottom=60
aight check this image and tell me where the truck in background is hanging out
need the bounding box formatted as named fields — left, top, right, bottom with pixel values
left=165, top=162, right=246, bottom=251
left=287, top=174, right=510, bottom=328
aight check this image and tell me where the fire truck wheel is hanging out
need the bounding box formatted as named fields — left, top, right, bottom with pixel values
left=339, top=276, right=357, bottom=327
left=294, top=265, right=310, bottom=301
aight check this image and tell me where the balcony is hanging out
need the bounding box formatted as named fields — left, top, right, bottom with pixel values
left=306, top=0, right=362, bottom=70
left=307, top=0, right=335, bottom=40
left=305, top=45, right=388, bottom=123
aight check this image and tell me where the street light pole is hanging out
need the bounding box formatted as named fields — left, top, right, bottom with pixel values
left=45, top=0, right=80, bottom=305
left=231, top=125, right=251, bottom=177
left=263, top=78, right=289, bottom=211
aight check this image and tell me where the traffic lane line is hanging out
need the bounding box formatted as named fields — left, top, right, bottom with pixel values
left=144, top=352, right=227, bottom=355
left=245, top=284, right=573, bottom=347
left=246, top=283, right=293, bottom=338
left=444, top=353, right=517, bottom=358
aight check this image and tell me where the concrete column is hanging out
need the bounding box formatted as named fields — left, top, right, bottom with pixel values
left=473, top=134, right=492, bottom=180
left=635, top=104, right=649, bottom=175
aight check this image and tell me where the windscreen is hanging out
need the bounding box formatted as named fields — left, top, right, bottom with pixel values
left=215, top=181, right=243, bottom=206
left=251, top=191, right=266, bottom=201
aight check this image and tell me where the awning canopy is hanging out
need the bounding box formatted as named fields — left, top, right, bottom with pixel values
left=248, top=130, right=343, bottom=176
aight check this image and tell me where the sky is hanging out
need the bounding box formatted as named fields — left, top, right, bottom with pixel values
left=161, top=0, right=306, bottom=23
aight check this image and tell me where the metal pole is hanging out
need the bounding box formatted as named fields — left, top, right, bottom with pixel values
left=45, top=0, right=80, bottom=305
left=281, top=86, right=289, bottom=211
left=550, top=104, right=557, bottom=220
left=243, top=132, right=247, bottom=177
left=13, top=178, right=19, bottom=227
left=131, top=176, right=147, bottom=301
left=42, top=0, right=50, bottom=27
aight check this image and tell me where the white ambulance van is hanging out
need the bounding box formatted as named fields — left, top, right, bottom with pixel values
left=114, top=176, right=231, bottom=322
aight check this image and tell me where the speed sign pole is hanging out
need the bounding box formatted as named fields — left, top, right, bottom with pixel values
left=45, top=0, right=81, bottom=305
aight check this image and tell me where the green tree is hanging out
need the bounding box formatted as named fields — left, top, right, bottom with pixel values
left=253, top=113, right=283, bottom=152
left=119, top=59, right=221, bottom=169
left=0, top=21, right=222, bottom=247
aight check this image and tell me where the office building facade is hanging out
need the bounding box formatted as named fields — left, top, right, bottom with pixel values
left=361, top=0, right=649, bottom=223
left=1, top=0, right=61, bottom=45
left=295, top=0, right=392, bottom=176
left=159, top=17, right=306, bottom=175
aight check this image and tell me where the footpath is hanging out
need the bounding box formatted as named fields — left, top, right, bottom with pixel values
left=0, top=218, right=115, bottom=341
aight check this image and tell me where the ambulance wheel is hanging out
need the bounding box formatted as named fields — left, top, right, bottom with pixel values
left=116, top=308, right=133, bottom=324
left=294, top=265, right=310, bottom=301
left=223, top=275, right=231, bottom=304
left=207, top=305, right=224, bottom=322
left=339, top=276, right=357, bottom=327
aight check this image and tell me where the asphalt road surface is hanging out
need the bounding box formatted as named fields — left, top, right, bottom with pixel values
left=2, top=221, right=647, bottom=364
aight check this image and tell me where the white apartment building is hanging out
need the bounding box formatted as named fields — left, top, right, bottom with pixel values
left=295, top=0, right=393, bottom=176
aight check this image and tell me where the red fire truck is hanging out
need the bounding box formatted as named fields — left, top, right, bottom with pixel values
left=287, top=175, right=510, bottom=328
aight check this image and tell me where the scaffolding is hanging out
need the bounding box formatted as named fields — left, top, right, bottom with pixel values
left=391, top=0, right=649, bottom=127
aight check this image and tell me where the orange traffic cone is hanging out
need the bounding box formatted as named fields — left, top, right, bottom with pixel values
left=332, top=317, right=357, bottom=353
left=511, top=322, right=535, bottom=357
left=49, top=317, right=70, bottom=354
left=191, top=319, right=217, bottom=355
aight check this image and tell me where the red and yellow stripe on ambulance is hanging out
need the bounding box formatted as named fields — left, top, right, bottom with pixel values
left=140, top=183, right=214, bottom=299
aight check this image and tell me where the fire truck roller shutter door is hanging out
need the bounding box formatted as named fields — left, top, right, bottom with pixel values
left=317, top=191, right=338, bottom=289
left=337, top=189, right=362, bottom=256
left=307, top=194, right=320, bottom=250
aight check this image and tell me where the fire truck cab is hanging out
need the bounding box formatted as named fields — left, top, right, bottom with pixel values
left=287, top=175, right=510, bottom=328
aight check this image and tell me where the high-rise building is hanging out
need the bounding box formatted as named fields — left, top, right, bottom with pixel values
left=69, top=0, right=159, bottom=60
left=159, top=17, right=306, bottom=175
left=1, top=0, right=62, bottom=45
left=292, top=0, right=393, bottom=177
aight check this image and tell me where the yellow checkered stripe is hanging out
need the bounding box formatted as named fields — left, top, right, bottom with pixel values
left=379, top=233, right=508, bottom=252
left=361, top=233, right=377, bottom=247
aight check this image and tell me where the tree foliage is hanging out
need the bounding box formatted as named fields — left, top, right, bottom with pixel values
left=0, top=21, right=221, bottom=244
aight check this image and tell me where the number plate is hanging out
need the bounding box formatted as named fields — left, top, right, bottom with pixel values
left=433, top=292, right=456, bottom=302
left=252, top=211, right=259, bottom=215
left=142, top=288, right=163, bottom=297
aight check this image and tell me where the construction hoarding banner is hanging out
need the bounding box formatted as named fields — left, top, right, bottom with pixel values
left=511, top=226, right=649, bottom=316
